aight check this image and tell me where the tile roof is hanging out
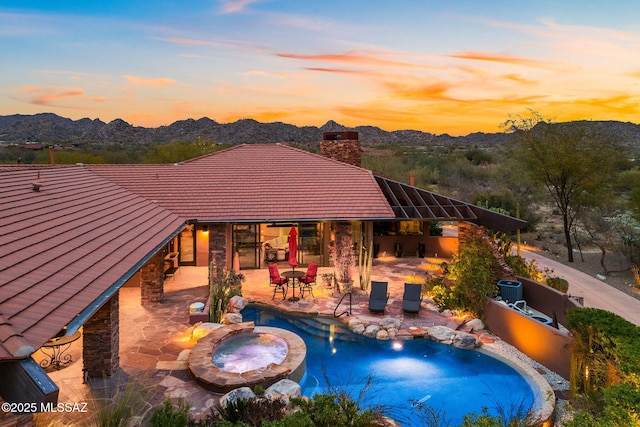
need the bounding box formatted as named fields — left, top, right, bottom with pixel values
left=0, top=165, right=185, bottom=360
left=87, top=144, right=396, bottom=221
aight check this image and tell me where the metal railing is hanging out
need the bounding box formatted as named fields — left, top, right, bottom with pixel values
left=334, top=292, right=352, bottom=318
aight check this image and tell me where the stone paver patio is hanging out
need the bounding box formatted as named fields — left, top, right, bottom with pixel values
left=36, top=257, right=556, bottom=425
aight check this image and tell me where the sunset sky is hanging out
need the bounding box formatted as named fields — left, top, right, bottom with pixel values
left=2, top=0, right=640, bottom=135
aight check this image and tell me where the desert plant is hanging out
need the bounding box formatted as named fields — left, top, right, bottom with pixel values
left=545, top=276, right=569, bottom=293
left=357, top=237, right=373, bottom=292
left=89, top=376, right=153, bottom=427
left=150, top=399, right=190, bottom=427
left=329, top=233, right=355, bottom=285
left=216, top=397, right=287, bottom=426
left=209, top=262, right=244, bottom=323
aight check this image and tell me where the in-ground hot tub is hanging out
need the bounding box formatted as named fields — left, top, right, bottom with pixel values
left=188, top=322, right=306, bottom=393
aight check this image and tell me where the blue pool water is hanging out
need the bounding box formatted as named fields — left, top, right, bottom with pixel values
left=242, top=306, right=536, bottom=426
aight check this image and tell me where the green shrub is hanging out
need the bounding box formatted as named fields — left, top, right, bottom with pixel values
left=150, top=399, right=190, bottom=427
left=565, top=308, right=640, bottom=426
left=286, top=392, right=380, bottom=427
left=447, top=232, right=498, bottom=317
left=545, top=276, right=569, bottom=293
left=216, top=397, right=286, bottom=426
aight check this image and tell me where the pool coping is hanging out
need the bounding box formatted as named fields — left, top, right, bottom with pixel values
left=243, top=303, right=555, bottom=425
left=478, top=345, right=555, bottom=425
left=187, top=322, right=307, bottom=393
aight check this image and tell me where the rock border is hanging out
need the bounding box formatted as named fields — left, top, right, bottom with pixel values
left=187, top=322, right=306, bottom=393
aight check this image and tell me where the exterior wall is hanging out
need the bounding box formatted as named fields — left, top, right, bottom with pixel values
left=519, top=276, right=582, bottom=326
left=484, top=298, right=573, bottom=379
left=196, top=226, right=210, bottom=267
left=83, top=292, right=119, bottom=378
left=140, top=251, right=164, bottom=304
left=373, top=235, right=458, bottom=258
left=484, top=278, right=582, bottom=380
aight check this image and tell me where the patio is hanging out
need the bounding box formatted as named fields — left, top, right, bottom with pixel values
left=36, top=257, right=555, bottom=424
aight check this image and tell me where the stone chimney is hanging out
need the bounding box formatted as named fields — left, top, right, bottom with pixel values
left=320, top=131, right=361, bottom=167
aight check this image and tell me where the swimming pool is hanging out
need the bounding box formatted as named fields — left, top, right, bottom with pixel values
left=242, top=305, right=537, bottom=426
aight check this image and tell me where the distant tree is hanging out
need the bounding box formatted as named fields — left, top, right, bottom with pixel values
left=142, top=139, right=225, bottom=163
left=504, top=111, right=626, bottom=262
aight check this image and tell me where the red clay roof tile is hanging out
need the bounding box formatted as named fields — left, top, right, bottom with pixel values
left=0, top=165, right=185, bottom=359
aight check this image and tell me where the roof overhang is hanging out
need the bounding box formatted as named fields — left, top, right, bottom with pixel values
left=374, top=176, right=526, bottom=232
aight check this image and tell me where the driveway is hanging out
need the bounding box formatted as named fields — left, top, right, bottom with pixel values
left=520, top=248, right=640, bottom=327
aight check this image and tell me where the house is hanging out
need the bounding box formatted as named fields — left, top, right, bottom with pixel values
left=0, top=135, right=525, bottom=422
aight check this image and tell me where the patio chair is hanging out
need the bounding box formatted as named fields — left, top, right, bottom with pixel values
left=268, top=263, right=288, bottom=300
left=299, top=262, right=318, bottom=298
left=402, top=283, right=423, bottom=315
left=368, top=281, right=389, bottom=313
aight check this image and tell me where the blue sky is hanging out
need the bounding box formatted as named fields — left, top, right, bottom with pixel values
left=2, top=0, right=640, bottom=135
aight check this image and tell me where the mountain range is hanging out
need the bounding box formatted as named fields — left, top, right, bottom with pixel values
left=1, top=112, right=639, bottom=148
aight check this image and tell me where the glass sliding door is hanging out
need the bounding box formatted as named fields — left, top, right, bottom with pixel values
left=179, top=224, right=195, bottom=266
left=233, top=224, right=259, bottom=270
left=299, top=223, right=322, bottom=266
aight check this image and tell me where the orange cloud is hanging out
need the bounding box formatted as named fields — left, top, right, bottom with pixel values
left=383, top=80, right=451, bottom=99
left=448, top=50, right=559, bottom=69
left=124, top=75, right=175, bottom=87
left=12, top=85, right=84, bottom=106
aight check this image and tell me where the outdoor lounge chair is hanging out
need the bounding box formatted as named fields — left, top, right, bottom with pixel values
left=268, top=263, right=288, bottom=300
left=368, top=281, right=389, bottom=313
left=402, top=283, right=423, bottom=314
left=299, top=262, right=318, bottom=298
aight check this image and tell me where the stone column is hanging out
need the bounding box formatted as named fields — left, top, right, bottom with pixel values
left=140, top=251, right=164, bottom=305
left=208, top=223, right=227, bottom=272
left=83, top=292, right=119, bottom=378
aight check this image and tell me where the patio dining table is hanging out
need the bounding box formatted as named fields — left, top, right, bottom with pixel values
left=282, top=270, right=305, bottom=301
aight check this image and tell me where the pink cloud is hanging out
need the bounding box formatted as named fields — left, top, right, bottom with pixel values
left=124, top=75, right=175, bottom=87
left=218, top=0, right=262, bottom=14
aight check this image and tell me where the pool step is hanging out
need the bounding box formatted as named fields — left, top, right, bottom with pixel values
left=291, top=317, right=355, bottom=341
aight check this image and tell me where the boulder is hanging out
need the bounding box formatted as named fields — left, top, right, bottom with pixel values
left=364, top=324, right=381, bottom=338
left=224, top=313, right=243, bottom=324
left=229, top=296, right=248, bottom=312
left=427, top=325, right=455, bottom=344
left=351, top=323, right=365, bottom=335
left=453, top=332, right=480, bottom=350
left=376, top=329, right=390, bottom=340
left=478, top=332, right=496, bottom=344
left=348, top=317, right=365, bottom=329
left=380, top=318, right=401, bottom=330
left=265, top=379, right=301, bottom=404
left=466, top=318, right=485, bottom=332
left=219, top=387, right=256, bottom=408
left=386, top=327, right=398, bottom=339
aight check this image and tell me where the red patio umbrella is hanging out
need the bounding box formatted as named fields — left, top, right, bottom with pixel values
left=288, top=226, right=298, bottom=269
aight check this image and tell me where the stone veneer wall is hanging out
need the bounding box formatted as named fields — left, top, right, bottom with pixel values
left=209, top=223, right=227, bottom=273
left=140, top=250, right=165, bottom=305
left=457, top=222, right=517, bottom=281
left=320, top=139, right=361, bottom=167
left=83, top=292, right=119, bottom=378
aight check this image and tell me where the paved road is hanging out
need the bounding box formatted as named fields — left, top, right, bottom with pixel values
left=520, top=248, right=640, bottom=327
